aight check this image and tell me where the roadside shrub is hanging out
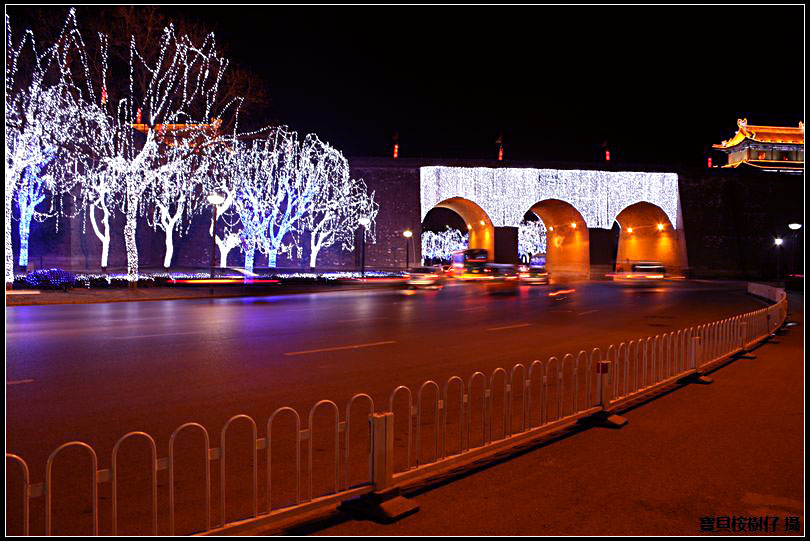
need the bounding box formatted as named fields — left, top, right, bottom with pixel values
left=22, top=268, right=76, bottom=291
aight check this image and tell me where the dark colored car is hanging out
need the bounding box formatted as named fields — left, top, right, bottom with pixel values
left=483, top=263, right=519, bottom=294
left=518, top=264, right=549, bottom=285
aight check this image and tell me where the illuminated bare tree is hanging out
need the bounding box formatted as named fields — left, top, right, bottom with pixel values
left=421, top=227, right=467, bottom=262
left=6, top=15, right=84, bottom=279
left=518, top=219, right=546, bottom=260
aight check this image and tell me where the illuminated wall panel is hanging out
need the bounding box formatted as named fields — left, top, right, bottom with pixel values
left=420, top=166, right=681, bottom=230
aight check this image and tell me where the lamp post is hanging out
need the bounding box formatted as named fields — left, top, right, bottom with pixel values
left=403, top=229, right=413, bottom=269
left=788, top=223, right=802, bottom=277
left=774, top=237, right=783, bottom=282
left=207, top=191, right=226, bottom=280
left=358, top=217, right=370, bottom=278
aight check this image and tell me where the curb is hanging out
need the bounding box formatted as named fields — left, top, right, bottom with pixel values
left=5, top=283, right=404, bottom=307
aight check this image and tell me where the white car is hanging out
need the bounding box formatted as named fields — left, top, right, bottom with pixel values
left=405, top=266, right=445, bottom=288
left=613, top=261, right=666, bottom=285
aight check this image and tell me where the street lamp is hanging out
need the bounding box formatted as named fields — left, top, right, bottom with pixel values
left=358, top=217, right=370, bottom=278
left=403, top=229, right=413, bottom=269
left=788, top=223, right=802, bottom=277
left=207, top=191, right=226, bottom=280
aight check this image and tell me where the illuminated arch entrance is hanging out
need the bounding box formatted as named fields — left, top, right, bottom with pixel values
left=528, top=199, right=590, bottom=278
left=614, top=202, right=685, bottom=274
left=420, top=166, right=685, bottom=274
left=432, top=197, right=495, bottom=259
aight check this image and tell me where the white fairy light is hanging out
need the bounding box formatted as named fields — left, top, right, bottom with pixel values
left=6, top=14, right=87, bottom=280
left=6, top=10, right=375, bottom=281
left=420, top=166, right=681, bottom=230
left=304, top=143, right=378, bottom=267
left=518, top=219, right=546, bottom=258
left=421, top=227, right=468, bottom=262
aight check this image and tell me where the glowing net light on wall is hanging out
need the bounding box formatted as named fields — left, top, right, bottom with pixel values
left=420, top=167, right=681, bottom=231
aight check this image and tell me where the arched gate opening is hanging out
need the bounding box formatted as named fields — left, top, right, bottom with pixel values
left=527, top=199, right=590, bottom=279
left=614, top=201, right=684, bottom=274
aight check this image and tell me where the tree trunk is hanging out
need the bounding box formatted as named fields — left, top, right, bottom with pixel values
left=100, top=236, right=110, bottom=270
left=18, top=217, right=31, bottom=267
left=267, top=250, right=278, bottom=268
left=5, top=184, right=15, bottom=284
left=89, top=203, right=111, bottom=269
left=244, top=248, right=255, bottom=274
left=217, top=237, right=234, bottom=268
left=124, top=213, right=138, bottom=281
left=163, top=227, right=174, bottom=269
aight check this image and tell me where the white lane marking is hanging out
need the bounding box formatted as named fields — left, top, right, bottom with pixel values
left=578, top=309, right=599, bottom=316
left=7, top=379, right=35, bottom=385
left=112, top=331, right=207, bottom=340
left=336, top=317, right=388, bottom=323
left=487, top=323, right=531, bottom=332
left=284, top=340, right=397, bottom=356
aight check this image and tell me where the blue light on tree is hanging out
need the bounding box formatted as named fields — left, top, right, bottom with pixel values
left=16, top=147, right=56, bottom=268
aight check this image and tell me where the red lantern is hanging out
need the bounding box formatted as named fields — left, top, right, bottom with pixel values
left=498, top=145, right=504, bottom=161
left=393, top=143, right=399, bottom=159
left=605, top=150, right=611, bottom=161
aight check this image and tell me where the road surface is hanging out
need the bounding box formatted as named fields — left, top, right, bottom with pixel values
left=6, top=280, right=768, bottom=534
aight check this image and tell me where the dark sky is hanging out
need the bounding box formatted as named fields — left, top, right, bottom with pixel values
left=9, top=6, right=806, bottom=166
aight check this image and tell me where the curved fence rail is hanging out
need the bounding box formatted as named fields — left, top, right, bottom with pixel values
left=5, top=290, right=788, bottom=536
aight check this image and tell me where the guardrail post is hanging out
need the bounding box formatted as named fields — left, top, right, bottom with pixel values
left=682, top=335, right=713, bottom=384
left=582, top=361, right=627, bottom=428
left=597, top=361, right=611, bottom=409
left=340, top=412, right=419, bottom=522
left=370, top=412, right=394, bottom=491
left=739, top=321, right=747, bottom=350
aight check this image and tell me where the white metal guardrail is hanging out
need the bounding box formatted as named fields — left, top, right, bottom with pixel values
left=5, top=289, right=788, bottom=536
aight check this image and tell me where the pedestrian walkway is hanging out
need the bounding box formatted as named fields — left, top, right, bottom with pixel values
left=296, top=294, right=805, bottom=536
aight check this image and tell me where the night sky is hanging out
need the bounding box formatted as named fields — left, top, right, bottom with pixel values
left=9, top=6, right=806, bottom=166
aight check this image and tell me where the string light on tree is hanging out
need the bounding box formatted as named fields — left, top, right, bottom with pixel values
left=518, top=220, right=547, bottom=259
left=421, top=227, right=468, bottom=262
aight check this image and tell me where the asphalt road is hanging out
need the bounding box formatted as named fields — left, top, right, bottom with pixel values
left=313, top=294, right=805, bottom=536
left=5, top=280, right=769, bottom=534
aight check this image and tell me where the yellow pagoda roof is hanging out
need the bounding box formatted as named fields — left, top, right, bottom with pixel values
left=713, top=119, right=804, bottom=149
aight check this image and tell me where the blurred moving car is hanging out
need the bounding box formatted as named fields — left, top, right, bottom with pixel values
left=405, top=266, right=445, bottom=288
left=518, top=264, right=549, bottom=285
left=483, top=263, right=519, bottom=294
left=451, top=249, right=489, bottom=281
left=612, top=261, right=666, bottom=285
